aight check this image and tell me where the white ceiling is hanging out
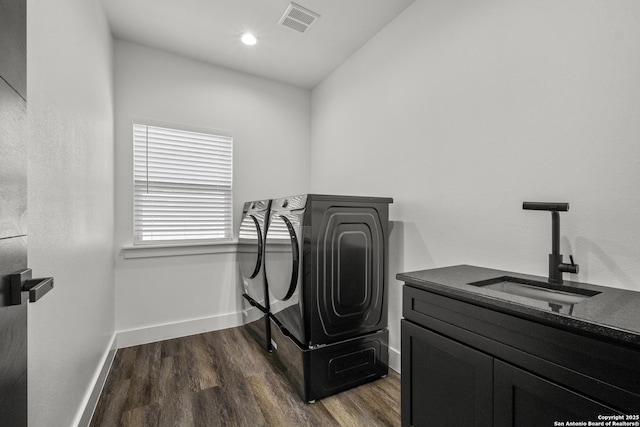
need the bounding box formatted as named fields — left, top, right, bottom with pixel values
left=101, top=0, right=415, bottom=89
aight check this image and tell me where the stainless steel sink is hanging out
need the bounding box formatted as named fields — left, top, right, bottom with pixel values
left=469, top=276, right=600, bottom=314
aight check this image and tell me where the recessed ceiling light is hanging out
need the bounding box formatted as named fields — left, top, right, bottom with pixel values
left=241, top=33, right=257, bottom=46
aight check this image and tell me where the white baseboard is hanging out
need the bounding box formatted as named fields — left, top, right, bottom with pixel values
left=75, top=334, right=118, bottom=427
left=389, top=345, right=401, bottom=374
left=116, top=311, right=244, bottom=349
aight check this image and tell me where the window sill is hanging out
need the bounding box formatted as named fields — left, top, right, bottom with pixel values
left=122, top=240, right=238, bottom=259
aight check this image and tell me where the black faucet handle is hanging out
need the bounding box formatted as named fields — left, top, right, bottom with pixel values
left=523, top=202, right=570, bottom=212
left=560, top=255, right=579, bottom=274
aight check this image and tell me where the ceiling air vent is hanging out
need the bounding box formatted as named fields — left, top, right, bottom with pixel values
left=278, top=2, right=320, bottom=34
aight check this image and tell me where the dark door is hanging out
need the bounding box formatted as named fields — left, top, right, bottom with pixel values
left=1, top=0, right=28, bottom=424
left=0, top=238, right=28, bottom=426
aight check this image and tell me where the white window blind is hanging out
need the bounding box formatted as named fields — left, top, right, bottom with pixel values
left=133, top=123, right=233, bottom=243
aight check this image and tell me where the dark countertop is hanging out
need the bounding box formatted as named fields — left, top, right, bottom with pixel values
left=397, top=265, right=640, bottom=349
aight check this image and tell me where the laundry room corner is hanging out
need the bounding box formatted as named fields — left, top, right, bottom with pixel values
left=112, top=40, right=311, bottom=346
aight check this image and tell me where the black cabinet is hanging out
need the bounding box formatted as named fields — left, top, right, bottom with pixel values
left=401, top=284, right=640, bottom=426
left=494, top=361, right=619, bottom=427
left=402, top=320, right=492, bottom=426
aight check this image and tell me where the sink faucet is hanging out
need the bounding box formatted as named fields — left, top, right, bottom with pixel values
left=522, top=202, right=579, bottom=284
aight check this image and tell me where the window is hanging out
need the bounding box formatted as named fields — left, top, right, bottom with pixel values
left=133, top=122, right=233, bottom=244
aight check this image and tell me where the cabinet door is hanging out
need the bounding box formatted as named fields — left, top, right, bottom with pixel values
left=494, top=360, right=622, bottom=427
left=401, top=320, right=493, bottom=427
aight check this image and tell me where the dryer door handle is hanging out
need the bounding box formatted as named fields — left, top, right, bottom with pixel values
left=281, top=216, right=299, bottom=301
left=248, top=215, right=263, bottom=279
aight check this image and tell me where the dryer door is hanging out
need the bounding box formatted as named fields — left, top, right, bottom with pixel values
left=264, top=213, right=299, bottom=302
left=265, top=211, right=306, bottom=345
left=238, top=214, right=263, bottom=280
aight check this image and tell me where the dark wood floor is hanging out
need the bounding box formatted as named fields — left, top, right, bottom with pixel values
left=89, top=326, right=401, bottom=427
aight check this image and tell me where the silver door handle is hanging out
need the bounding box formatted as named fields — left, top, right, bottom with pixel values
left=10, top=269, right=54, bottom=305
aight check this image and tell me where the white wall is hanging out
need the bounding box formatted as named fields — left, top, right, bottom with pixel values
left=26, top=0, right=115, bottom=426
left=311, top=0, right=640, bottom=361
left=114, top=40, right=310, bottom=341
